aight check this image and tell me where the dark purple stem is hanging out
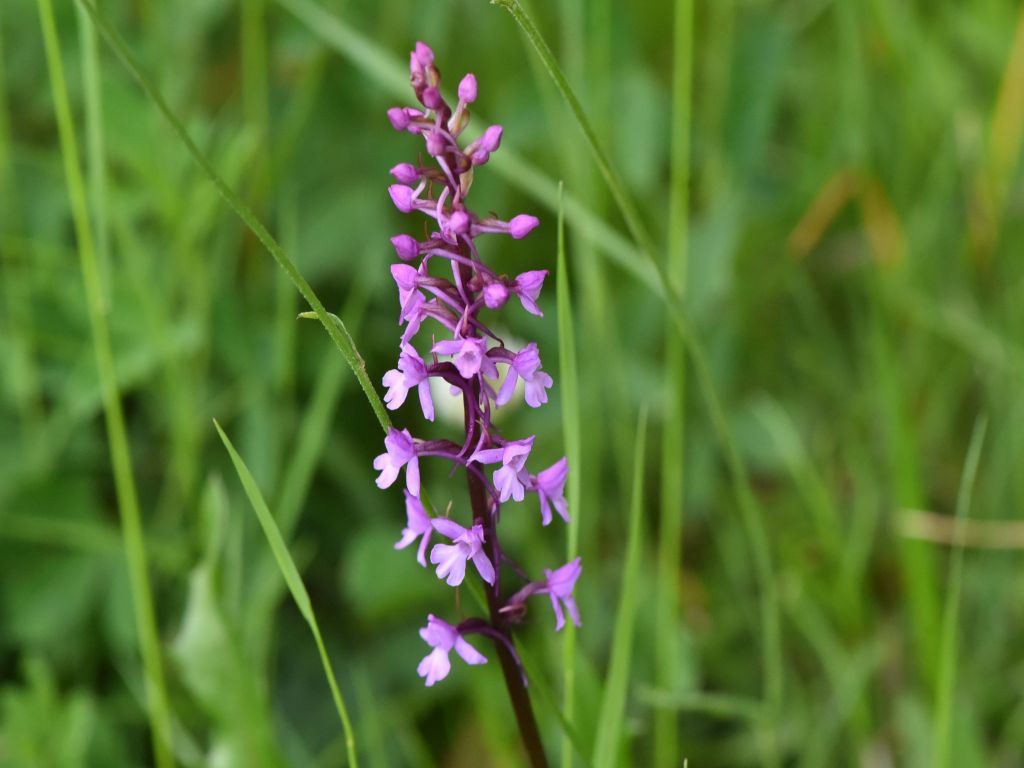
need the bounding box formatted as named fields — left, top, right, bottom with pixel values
left=466, top=448, right=548, bottom=768
left=459, top=304, right=547, bottom=768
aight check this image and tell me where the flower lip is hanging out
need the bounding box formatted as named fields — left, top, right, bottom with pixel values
left=513, top=270, right=547, bottom=316
left=417, top=614, right=486, bottom=686
left=492, top=437, right=535, bottom=503
left=432, top=337, right=498, bottom=380
left=372, top=427, right=420, bottom=495
left=534, top=457, right=569, bottom=525
left=429, top=519, right=495, bottom=586
left=543, top=557, right=582, bottom=630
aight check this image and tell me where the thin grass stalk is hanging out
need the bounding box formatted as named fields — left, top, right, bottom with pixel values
left=593, top=409, right=648, bottom=768
left=556, top=184, right=583, bottom=768
left=75, top=0, right=110, bottom=307
left=550, top=5, right=588, bottom=765
left=36, top=2, right=174, bottom=766
left=868, top=277, right=941, bottom=688
left=0, top=13, right=47, bottom=458
left=656, top=0, right=692, bottom=764
left=933, top=416, right=988, bottom=768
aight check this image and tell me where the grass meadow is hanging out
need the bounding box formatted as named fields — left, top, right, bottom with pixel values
left=2, top=0, right=1024, bottom=765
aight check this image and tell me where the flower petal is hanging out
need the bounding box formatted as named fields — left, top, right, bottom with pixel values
left=431, top=517, right=467, bottom=540
left=454, top=637, right=487, bottom=666
left=471, top=550, right=496, bottom=585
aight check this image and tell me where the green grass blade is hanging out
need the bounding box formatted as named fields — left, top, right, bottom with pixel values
left=36, top=2, right=174, bottom=766
left=76, top=0, right=391, bottom=432
left=517, top=642, right=593, bottom=768
left=275, top=0, right=408, bottom=93
left=656, top=0, right=693, bottom=763
left=74, top=0, right=110, bottom=309
left=593, top=408, right=648, bottom=768
left=1, top=9, right=47, bottom=462
left=461, top=578, right=588, bottom=764
left=556, top=182, right=583, bottom=768
left=278, top=274, right=374, bottom=537
left=637, top=687, right=766, bottom=724
left=933, top=416, right=988, bottom=768
left=214, top=420, right=359, bottom=767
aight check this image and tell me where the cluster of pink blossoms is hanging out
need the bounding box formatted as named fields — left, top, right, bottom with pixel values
left=374, top=42, right=581, bottom=686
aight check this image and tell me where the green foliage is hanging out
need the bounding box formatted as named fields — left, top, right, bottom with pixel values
left=3, top=0, right=1023, bottom=765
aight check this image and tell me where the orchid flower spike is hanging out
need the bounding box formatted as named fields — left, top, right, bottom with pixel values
left=380, top=42, right=575, bottom=688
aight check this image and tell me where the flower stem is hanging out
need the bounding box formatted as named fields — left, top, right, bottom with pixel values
left=465, top=383, right=549, bottom=768
left=468, top=470, right=549, bottom=767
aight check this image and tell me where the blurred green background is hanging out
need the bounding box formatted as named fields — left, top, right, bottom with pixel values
left=3, top=0, right=1024, bottom=765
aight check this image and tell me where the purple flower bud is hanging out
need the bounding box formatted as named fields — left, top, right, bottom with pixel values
left=417, top=614, right=487, bottom=686
left=448, top=210, right=471, bottom=236
left=390, top=163, right=420, bottom=184
left=390, top=234, right=420, bottom=261
left=479, top=124, right=503, bottom=153
left=422, top=86, right=444, bottom=110
left=509, top=214, right=540, bottom=240
left=470, top=149, right=490, bottom=166
left=426, top=131, right=447, bottom=157
left=413, top=41, right=435, bottom=68
left=388, top=184, right=417, bottom=213
left=458, top=73, right=478, bottom=104
left=387, top=107, right=411, bottom=131
left=482, top=281, right=509, bottom=310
